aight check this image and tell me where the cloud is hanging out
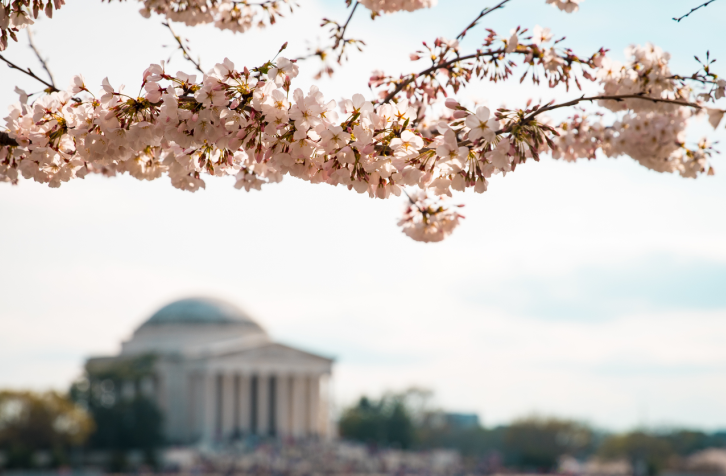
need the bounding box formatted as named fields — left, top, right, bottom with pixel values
left=463, top=255, right=726, bottom=321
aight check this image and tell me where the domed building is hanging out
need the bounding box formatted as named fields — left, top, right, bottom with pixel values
left=86, top=298, right=334, bottom=444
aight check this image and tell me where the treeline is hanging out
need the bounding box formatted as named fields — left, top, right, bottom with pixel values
left=0, top=355, right=163, bottom=471
left=339, top=389, right=726, bottom=475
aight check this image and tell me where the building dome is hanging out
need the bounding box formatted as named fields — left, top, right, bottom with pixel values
left=142, top=297, right=258, bottom=327
left=122, top=297, right=268, bottom=356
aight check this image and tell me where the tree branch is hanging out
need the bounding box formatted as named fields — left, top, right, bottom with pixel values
left=673, top=0, right=719, bottom=22
left=27, top=28, right=56, bottom=89
left=0, top=131, right=19, bottom=147
left=457, top=0, right=513, bottom=40
left=517, top=94, right=703, bottom=126
left=333, top=1, right=360, bottom=63
left=0, top=53, right=59, bottom=93
left=420, top=94, right=705, bottom=153
left=380, top=50, right=503, bottom=104
left=162, top=22, right=204, bottom=74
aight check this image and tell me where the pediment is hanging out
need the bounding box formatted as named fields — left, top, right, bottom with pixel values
left=213, top=342, right=334, bottom=364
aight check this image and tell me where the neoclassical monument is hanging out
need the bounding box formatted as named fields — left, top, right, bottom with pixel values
left=86, top=298, right=334, bottom=444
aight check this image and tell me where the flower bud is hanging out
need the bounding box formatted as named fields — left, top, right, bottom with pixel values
left=453, top=110, right=468, bottom=119
left=445, top=98, right=460, bottom=110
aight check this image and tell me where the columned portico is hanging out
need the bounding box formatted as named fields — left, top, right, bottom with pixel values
left=193, top=370, right=328, bottom=441
left=88, top=297, right=334, bottom=445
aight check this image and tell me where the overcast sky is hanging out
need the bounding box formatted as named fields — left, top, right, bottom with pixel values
left=1, top=0, right=726, bottom=431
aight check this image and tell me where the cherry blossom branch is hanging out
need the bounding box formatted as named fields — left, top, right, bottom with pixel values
left=298, top=1, right=365, bottom=77
left=456, top=0, right=512, bottom=40
left=105, top=0, right=296, bottom=34
left=231, top=0, right=278, bottom=5
left=0, top=1, right=66, bottom=53
left=0, top=53, right=59, bottom=93
left=162, top=21, right=204, bottom=74
left=516, top=94, right=703, bottom=127
left=670, top=74, right=719, bottom=85
left=379, top=51, right=499, bottom=104
left=26, top=28, right=56, bottom=88
left=332, top=1, right=361, bottom=63
left=673, top=0, right=719, bottom=22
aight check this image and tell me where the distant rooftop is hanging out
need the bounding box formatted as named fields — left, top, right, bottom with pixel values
left=141, top=297, right=260, bottom=327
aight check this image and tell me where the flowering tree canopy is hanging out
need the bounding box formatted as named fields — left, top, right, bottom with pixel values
left=1, top=0, right=724, bottom=242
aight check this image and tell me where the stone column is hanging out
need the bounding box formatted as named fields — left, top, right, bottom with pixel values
left=250, top=374, right=259, bottom=435
left=164, top=364, right=189, bottom=443
left=222, top=373, right=235, bottom=440
left=238, top=373, right=250, bottom=435
left=186, top=373, right=198, bottom=442
left=202, top=372, right=216, bottom=443
left=308, top=374, right=320, bottom=437
left=318, top=373, right=331, bottom=439
left=257, top=373, right=269, bottom=435
left=275, top=373, right=289, bottom=437
left=291, top=374, right=306, bottom=437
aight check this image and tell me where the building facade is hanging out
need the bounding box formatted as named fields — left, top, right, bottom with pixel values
left=87, top=297, right=334, bottom=444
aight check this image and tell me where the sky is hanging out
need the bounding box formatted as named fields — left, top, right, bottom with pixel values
left=1, top=0, right=726, bottom=432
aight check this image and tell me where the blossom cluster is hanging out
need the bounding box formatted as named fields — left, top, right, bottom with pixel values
left=370, top=26, right=605, bottom=115
left=119, top=0, right=295, bottom=34
left=359, top=0, right=584, bottom=15
left=0, top=54, right=565, bottom=240
left=116, top=0, right=585, bottom=29
left=553, top=44, right=722, bottom=178
left=1, top=39, right=721, bottom=241
left=398, top=189, right=463, bottom=242
left=0, top=0, right=64, bottom=51
left=358, top=0, right=437, bottom=14
left=545, top=0, right=583, bottom=13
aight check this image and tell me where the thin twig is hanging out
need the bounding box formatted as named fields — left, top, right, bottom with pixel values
left=673, top=0, right=719, bottom=21
left=516, top=94, right=702, bottom=127
left=380, top=50, right=503, bottom=104
left=401, top=188, right=423, bottom=213
left=669, top=74, right=719, bottom=85
left=0, top=53, right=59, bottom=92
left=379, top=1, right=512, bottom=103
left=231, top=0, right=277, bottom=5
left=27, top=28, right=56, bottom=88
left=457, top=0, right=513, bottom=40
left=162, top=22, right=204, bottom=74
left=334, top=1, right=360, bottom=62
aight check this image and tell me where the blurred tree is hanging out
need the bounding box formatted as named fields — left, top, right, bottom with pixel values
left=69, top=354, right=163, bottom=471
left=0, top=390, right=93, bottom=468
left=339, top=393, right=415, bottom=448
left=501, top=416, right=596, bottom=471
left=663, top=430, right=726, bottom=456
left=599, top=431, right=674, bottom=476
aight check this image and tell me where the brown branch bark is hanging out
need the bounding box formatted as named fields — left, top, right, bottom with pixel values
left=673, top=0, right=719, bottom=22
left=0, top=53, right=59, bottom=93
left=162, top=22, right=204, bottom=74
left=27, top=29, right=56, bottom=89
left=380, top=50, right=503, bottom=104
left=516, top=94, right=702, bottom=127
left=0, top=131, right=19, bottom=147
left=456, top=0, right=513, bottom=40
left=333, top=1, right=360, bottom=63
